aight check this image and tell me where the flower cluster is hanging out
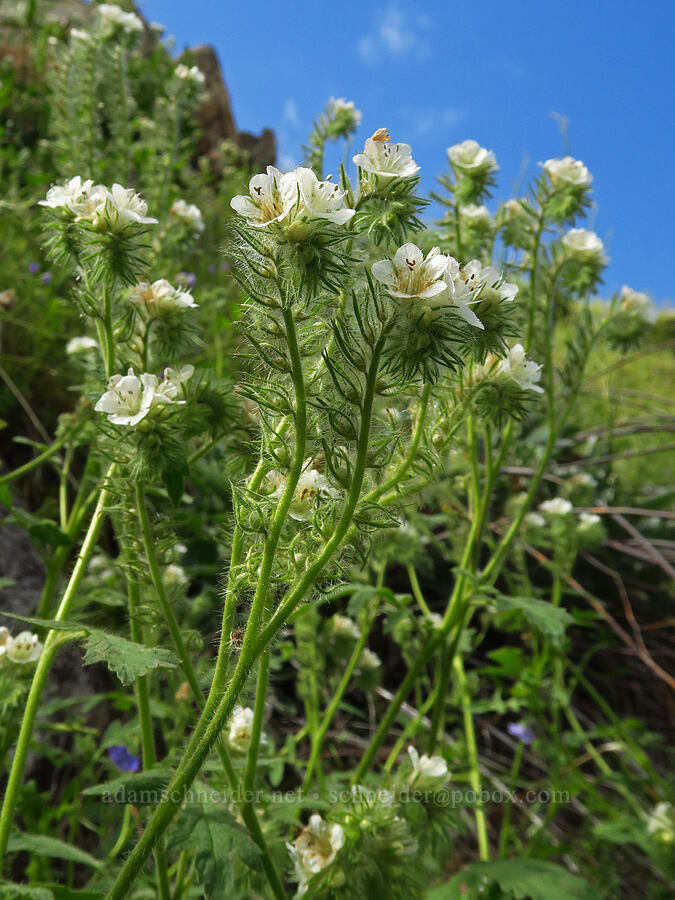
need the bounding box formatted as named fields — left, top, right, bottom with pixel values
left=540, top=155, right=594, bottom=222
left=173, top=64, right=206, bottom=87
left=128, top=279, right=198, bottom=314
left=0, top=627, right=43, bottom=666
left=40, top=178, right=157, bottom=232
left=169, top=199, right=205, bottom=234
left=231, top=166, right=354, bottom=230
left=96, top=3, right=144, bottom=38
left=287, top=814, right=345, bottom=897
left=267, top=461, right=338, bottom=522
left=95, top=366, right=193, bottom=427
left=483, top=343, right=544, bottom=394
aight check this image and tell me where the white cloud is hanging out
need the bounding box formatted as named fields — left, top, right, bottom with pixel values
left=358, top=6, right=432, bottom=66
left=399, top=105, right=465, bottom=138
left=283, top=98, right=299, bottom=128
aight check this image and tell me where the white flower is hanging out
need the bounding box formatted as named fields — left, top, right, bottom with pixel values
left=39, top=176, right=94, bottom=212
left=460, top=259, right=518, bottom=305
left=448, top=139, right=497, bottom=174
left=269, top=460, right=337, bottom=521
left=543, top=156, right=593, bottom=188
left=539, top=497, right=573, bottom=516
left=441, top=256, right=484, bottom=328
left=647, top=802, right=674, bottom=844
left=561, top=228, right=606, bottom=261
left=524, top=512, right=546, bottom=528
left=174, top=64, right=205, bottom=86
left=170, top=199, right=205, bottom=233
left=164, top=564, right=188, bottom=588
left=287, top=814, right=344, bottom=897
left=295, top=168, right=355, bottom=225
left=230, top=166, right=299, bottom=227
left=128, top=279, right=197, bottom=312
left=4, top=631, right=43, bottom=664
left=372, top=243, right=447, bottom=300
left=359, top=648, right=381, bottom=670
left=70, top=28, right=93, bottom=44
left=408, top=745, right=448, bottom=786
left=460, top=204, right=491, bottom=222
left=619, top=286, right=656, bottom=323
left=66, top=336, right=99, bottom=354
left=569, top=471, right=597, bottom=488
left=578, top=512, right=601, bottom=530
left=353, top=130, right=419, bottom=178
left=95, top=369, right=158, bottom=426
left=228, top=706, right=255, bottom=752
left=156, top=365, right=194, bottom=402
left=329, top=614, right=361, bottom=641
left=495, top=343, right=544, bottom=393
left=97, top=4, right=143, bottom=36
left=327, top=97, right=362, bottom=130
left=100, top=183, right=158, bottom=229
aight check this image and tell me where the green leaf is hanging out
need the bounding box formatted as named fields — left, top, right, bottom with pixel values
left=425, top=859, right=598, bottom=900
left=164, top=462, right=188, bottom=508
left=0, top=884, right=53, bottom=900
left=0, top=481, right=12, bottom=508
left=82, top=631, right=178, bottom=685
left=593, top=816, right=650, bottom=851
left=7, top=509, right=70, bottom=547
left=0, top=612, right=85, bottom=633
left=43, top=888, right=104, bottom=900
left=7, top=832, right=103, bottom=871
left=481, top=646, right=524, bottom=679
left=496, top=595, right=574, bottom=642
left=82, top=767, right=173, bottom=804
left=167, top=801, right=262, bottom=898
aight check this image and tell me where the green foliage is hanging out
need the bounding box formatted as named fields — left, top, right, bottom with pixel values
left=81, top=631, right=178, bottom=685
left=426, top=859, right=597, bottom=900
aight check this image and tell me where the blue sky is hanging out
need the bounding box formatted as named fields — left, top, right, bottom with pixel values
left=139, top=0, right=673, bottom=305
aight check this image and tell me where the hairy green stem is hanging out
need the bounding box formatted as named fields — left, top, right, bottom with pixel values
left=455, top=654, right=490, bottom=860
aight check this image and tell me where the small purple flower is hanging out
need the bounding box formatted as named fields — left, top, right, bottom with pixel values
left=41, top=272, right=53, bottom=285
left=207, top=263, right=216, bottom=275
left=108, top=745, right=141, bottom=772
left=219, top=261, right=229, bottom=271
left=507, top=722, right=534, bottom=744
left=28, top=262, right=40, bottom=275
left=178, top=271, right=197, bottom=288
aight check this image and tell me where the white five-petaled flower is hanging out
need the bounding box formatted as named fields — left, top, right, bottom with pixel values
left=353, top=130, right=420, bottom=178
left=1, top=630, right=43, bottom=665
left=101, top=183, right=158, bottom=229
left=408, top=745, right=448, bottom=787
left=460, top=204, right=491, bottom=222
left=227, top=706, right=256, bottom=752
left=230, top=166, right=299, bottom=227
left=95, top=369, right=158, bottom=426
left=358, top=648, right=381, bottom=671
left=329, top=614, right=361, bottom=641
left=295, top=168, right=355, bottom=225
left=539, top=497, right=573, bottom=516
left=494, top=343, right=544, bottom=393
left=524, top=512, right=546, bottom=528
left=646, top=802, right=674, bottom=844
left=561, top=228, right=606, bottom=260
left=287, top=814, right=345, bottom=897
left=441, top=256, right=485, bottom=329
left=619, top=285, right=657, bottom=322
left=542, top=156, right=593, bottom=188
left=174, top=64, right=206, bottom=86
left=327, top=97, right=362, bottom=131
left=269, top=460, right=337, bottom=521
left=158, top=365, right=194, bottom=401
left=170, top=199, right=205, bottom=232
left=372, top=243, right=447, bottom=300
left=448, top=139, right=498, bottom=174
left=460, top=259, right=518, bottom=305
left=129, top=279, right=198, bottom=312
left=66, top=336, right=99, bottom=355
left=39, top=176, right=95, bottom=212
left=97, top=4, right=143, bottom=36
left=578, top=512, right=601, bottom=530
